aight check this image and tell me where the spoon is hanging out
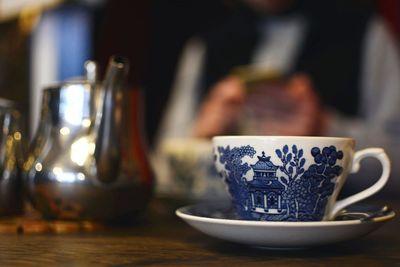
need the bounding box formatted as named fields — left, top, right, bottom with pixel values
left=335, top=205, right=392, bottom=222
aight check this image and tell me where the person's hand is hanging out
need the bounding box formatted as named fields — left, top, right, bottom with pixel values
left=192, top=73, right=326, bottom=138
left=241, top=74, right=326, bottom=135
left=192, top=76, right=246, bottom=137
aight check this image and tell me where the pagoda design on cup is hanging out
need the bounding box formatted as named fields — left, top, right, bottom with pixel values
left=216, top=144, right=346, bottom=221
left=214, top=136, right=391, bottom=222
left=247, top=152, right=287, bottom=215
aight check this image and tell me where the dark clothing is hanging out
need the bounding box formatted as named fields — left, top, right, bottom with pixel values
left=203, top=5, right=373, bottom=116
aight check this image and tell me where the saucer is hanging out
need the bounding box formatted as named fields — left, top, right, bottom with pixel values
left=176, top=202, right=395, bottom=249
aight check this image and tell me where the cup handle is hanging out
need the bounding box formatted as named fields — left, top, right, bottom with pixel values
left=330, top=148, right=391, bottom=219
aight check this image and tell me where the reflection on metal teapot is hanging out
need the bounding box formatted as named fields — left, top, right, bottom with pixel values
left=0, top=99, right=24, bottom=216
left=23, top=56, right=153, bottom=221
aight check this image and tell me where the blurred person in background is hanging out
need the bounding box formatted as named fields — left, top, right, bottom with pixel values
left=155, top=0, right=400, bottom=196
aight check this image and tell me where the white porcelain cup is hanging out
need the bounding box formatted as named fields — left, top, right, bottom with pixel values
left=212, top=136, right=390, bottom=221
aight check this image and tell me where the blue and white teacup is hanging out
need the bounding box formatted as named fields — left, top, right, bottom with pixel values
left=212, top=136, right=390, bottom=222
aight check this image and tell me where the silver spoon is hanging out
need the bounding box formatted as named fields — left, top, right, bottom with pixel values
left=335, top=205, right=392, bottom=222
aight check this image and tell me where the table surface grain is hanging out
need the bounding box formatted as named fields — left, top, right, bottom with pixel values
left=0, top=197, right=398, bottom=266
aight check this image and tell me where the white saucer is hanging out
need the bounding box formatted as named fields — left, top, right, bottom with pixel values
left=176, top=202, right=395, bottom=249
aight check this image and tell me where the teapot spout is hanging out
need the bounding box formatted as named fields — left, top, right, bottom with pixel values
left=95, top=56, right=129, bottom=183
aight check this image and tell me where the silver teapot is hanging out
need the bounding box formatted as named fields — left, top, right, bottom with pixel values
left=24, top=56, right=153, bottom=221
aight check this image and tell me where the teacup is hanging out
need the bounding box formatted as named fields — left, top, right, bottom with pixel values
left=212, top=136, right=390, bottom=222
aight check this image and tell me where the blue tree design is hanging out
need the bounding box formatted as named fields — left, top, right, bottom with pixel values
left=275, top=145, right=305, bottom=186
left=274, top=145, right=306, bottom=219
left=217, top=145, right=256, bottom=218
left=301, top=146, right=343, bottom=219
left=276, top=145, right=343, bottom=221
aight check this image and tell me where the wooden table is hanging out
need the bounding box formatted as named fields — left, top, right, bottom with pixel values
left=0, top=197, right=398, bottom=266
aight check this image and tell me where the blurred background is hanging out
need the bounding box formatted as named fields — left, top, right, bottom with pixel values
left=0, top=0, right=397, bottom=142
left=0, top=0, right=399, bottom=199
left=0, top=0, right=233, bottom=141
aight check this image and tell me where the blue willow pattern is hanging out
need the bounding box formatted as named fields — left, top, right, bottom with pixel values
left=216, top=145, right=343, bottom=221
